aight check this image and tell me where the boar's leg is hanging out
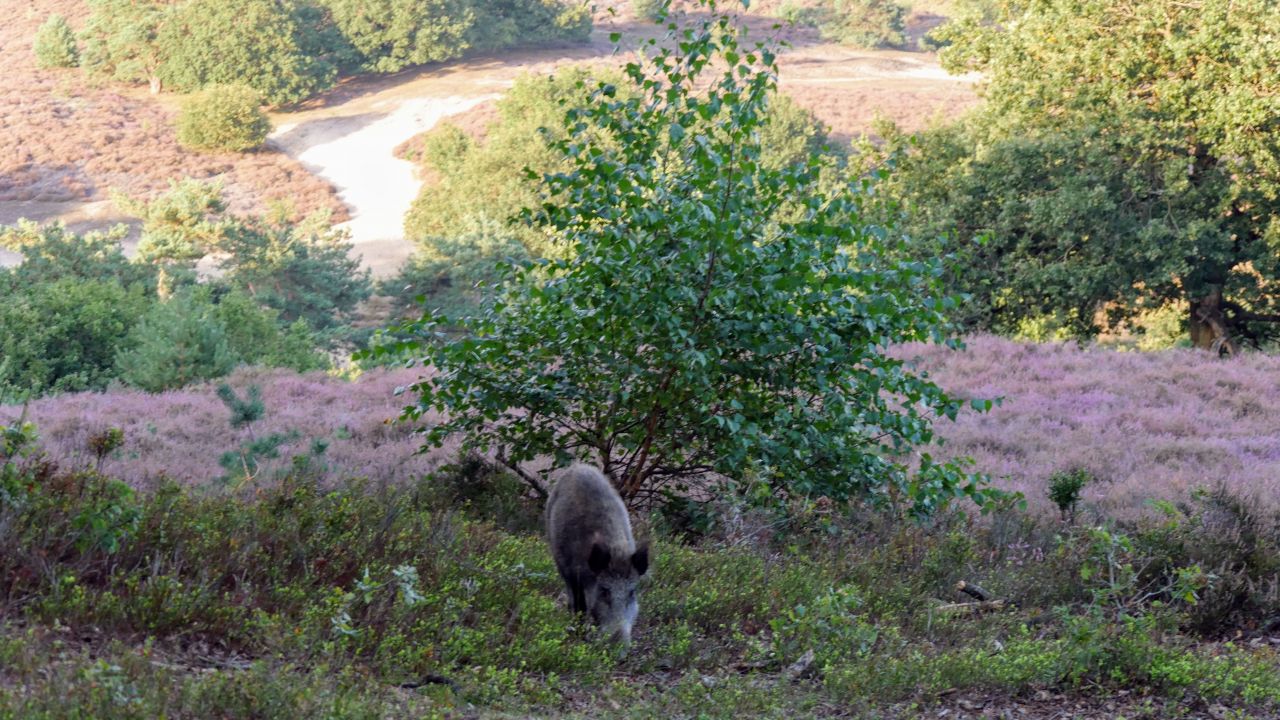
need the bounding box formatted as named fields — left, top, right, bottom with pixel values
left=569, top=574, right=588, bottom=614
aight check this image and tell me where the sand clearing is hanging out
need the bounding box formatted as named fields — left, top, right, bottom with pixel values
left=270, top=95, right=500, bottom=278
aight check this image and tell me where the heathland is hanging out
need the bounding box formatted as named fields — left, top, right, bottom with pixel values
left=4, top=0, right=1280, bottom=718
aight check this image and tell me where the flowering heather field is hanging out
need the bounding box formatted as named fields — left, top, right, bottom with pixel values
left=905, top=335, right=1280, bottom=519
left=0, top=2, right=344, bottom=219
left=5, top=337, right=1277, bottom=518
left=4, top=367, right=439, bottom=489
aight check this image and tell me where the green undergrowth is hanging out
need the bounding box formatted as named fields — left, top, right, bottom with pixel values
left=2, top=439, right=1279, bottom=717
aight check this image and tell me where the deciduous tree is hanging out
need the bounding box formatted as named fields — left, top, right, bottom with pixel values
left=387, top=6, right=989, bottom=516
left=879, top=0, right=1280, bottom=352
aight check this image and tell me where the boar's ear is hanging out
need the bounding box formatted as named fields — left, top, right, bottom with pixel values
left=631, top=543, right=649, bottom=576
left=588, top=543, right=612, bottom=574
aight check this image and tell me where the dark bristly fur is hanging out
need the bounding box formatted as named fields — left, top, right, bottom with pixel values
left=545, top=464, right=649, bottom=645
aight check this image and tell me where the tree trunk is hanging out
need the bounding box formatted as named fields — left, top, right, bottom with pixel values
left=1189, top=289, right=1238, bottom=355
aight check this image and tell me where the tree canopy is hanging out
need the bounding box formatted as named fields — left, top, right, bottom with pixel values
left=877, top=0, right=1280, bottom=352
left=157, top=0, right=336, bottom=106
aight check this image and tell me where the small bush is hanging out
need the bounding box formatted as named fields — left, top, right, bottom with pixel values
left=176, top=85, right=272, bottom=153
left=814, top=0, right=905, bottom=48
left=1048, top=469, right=1089, bottom=523
left=33, top=14, right=79, bottom=69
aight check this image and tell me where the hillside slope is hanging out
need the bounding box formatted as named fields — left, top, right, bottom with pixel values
left=0, top=2, right=344, bottom=227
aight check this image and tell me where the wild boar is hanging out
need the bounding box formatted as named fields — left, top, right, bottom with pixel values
left=545, top=464, right=649, bottom=645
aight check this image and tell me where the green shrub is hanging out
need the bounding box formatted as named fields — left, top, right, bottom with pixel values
left=399, top=80, right=831, bottom=317
left=211, top=290, right=329, bottom=372
left=1048, top=469, right=1089, bottom=523
left=385, top=217, right=531, bottom=316
left=0, top=221, right=152, bottom=292
left=393, top=8, right=988, bottom=512
left=218, top=212, right=372, bottom=332
left=80, top=0, right=171, bottom=93
left=114, top=288, right=327, bottom=392
left=814, top=0, right=905, bottom=48
left=33, top=14, right=79, bottom=69
left=176, top=84, right=272, bottom=152
left=467, top=0, right=592, bottom=51
left=0, top=279, right=150, bottom=401
left=404, top=68, right=613, bottom=255
left=114, top=289, right=237, bottom=392
left=318, top=0, right=471, bottom=74
left=158, top=0, right=336, bottom=106
left=758, top=94, right=832, bottom=171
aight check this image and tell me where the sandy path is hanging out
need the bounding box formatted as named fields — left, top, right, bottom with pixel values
left=264, top=37, right=978, bottom=278
left=269, top=95, right=500, bottom=278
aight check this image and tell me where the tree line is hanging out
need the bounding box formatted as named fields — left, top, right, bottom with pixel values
left=37, top=0, right=592, bottom=106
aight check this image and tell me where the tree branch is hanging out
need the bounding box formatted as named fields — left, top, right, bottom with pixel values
left=495, top=451, right=547, bottom=499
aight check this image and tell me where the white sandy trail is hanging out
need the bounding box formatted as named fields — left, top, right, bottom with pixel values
left=270, top=95, right=499, bottom=278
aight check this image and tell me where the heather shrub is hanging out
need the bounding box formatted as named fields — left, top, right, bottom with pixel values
left=1131, top=485, right=1280, bottom=634
left=175, top=84, right=273, bottom=153
left=33, top=14, right=79, bottom=69
left=812, top=0, right=905, bottom=48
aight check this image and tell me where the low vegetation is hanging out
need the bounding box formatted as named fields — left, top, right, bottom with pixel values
left=1, top=416, right=1279, bottom=717
left=6, top=2, right=1280, bottom=716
